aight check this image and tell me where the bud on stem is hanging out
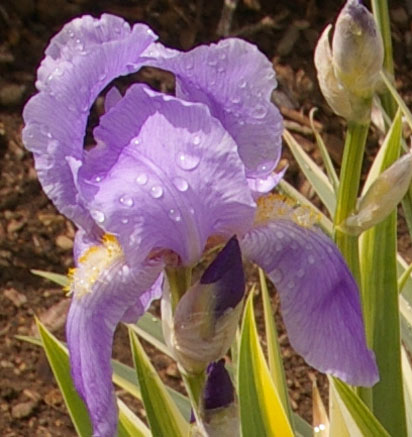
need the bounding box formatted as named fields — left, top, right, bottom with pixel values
left=314, top=0, right=383, bottom=122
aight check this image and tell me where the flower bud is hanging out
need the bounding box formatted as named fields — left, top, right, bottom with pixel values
left=190, top=360, right=240, bottom=437
left=162, top=237, right=245, bottom=374
left=341, top=153, right=412, bottom=235
left=314, top=0, right=383, bottom=122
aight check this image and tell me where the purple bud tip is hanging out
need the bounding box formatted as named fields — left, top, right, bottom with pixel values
left=200, top=236, right=245, bottom=318
left=203, top=360, right=234, bottom=410
left=344, top=0, right=377, bottom=37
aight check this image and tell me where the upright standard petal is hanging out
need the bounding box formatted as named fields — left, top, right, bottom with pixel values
left=22, top=14, right=157, bottom=230
left=150, top=39, right=283, bottom=181
left=66, top=235, right=163, bottom=436
left=241, top=219, right=378, bottom=386
left=78, top=84, right=255, bottom=265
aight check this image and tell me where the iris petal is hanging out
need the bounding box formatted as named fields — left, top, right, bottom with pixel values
left=241, top=219, right=378, bottom=386
left=79, top=84, right=255, bottom=265
left=22, top=14, right=157, bottom=230
left=149, top=39, right=283, bottom=180
left=66, top=249, right=163, bottom=436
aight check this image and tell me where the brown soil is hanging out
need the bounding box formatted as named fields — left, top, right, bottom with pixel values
left=1, top=0, right=412, bottom=435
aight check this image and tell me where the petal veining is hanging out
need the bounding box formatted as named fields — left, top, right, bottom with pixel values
left=149, top=39, right=283, bottom=180
left=66, top=236, right=163, bottom=436
left=22, top=14, right=157, bottom=230
left=79, top=84, right=255, bottom=265
left=241, top=219, right=378, bottom=386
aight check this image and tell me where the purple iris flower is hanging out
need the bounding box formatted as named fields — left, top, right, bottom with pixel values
left=22, top=14, right=378, bottom=436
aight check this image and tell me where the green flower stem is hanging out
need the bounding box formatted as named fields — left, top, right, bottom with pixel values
left=333, top=121, right=369, bottom=285
left=180, top=369, right=205, bottom=416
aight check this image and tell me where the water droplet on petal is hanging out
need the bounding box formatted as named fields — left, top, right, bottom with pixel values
left=275, top=230, right=284, bottom=239
left=168, top=209, right=182, bottom=222
left=272, top=268, right=283, bottom=282
left=150, top=185, right=163, bottom=199
left=219, top=52, right=227, bottom=61
left=91, top=210, right=105, bottom=223
left=136, top=173, right=148, bottom=185
left=94, top=176, right=103, bottom=183
left=230, top=95, right=241, bottom=104
left=176, top=152, right=200, bottom=170
left=308, top=255, right=315, bottom=264
left=207, top=58, right=217, bottom=67
left=120, top=196, right=134, bottom=207
left=121, top=218, right=129, bottom=224
left=238, top=79, right=247, bottom=88
left=192, top=135, right=201, bottom=145
left=251, top=104, right=267, bottom=119
left=296, top=268, right=305, bottom=278
left=132, top=137, right=140, bottom=146
left=217, top=66, right=225, bottom=73
left=98, top=72, right=107, bottom=82
left=173, top=177, right=189, bottom=192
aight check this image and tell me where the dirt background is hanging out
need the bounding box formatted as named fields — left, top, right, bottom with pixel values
left=1, top=0, right=412, bottom=435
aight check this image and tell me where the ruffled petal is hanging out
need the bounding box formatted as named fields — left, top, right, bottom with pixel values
left=22, top=14, right=157, bottom=231
left=66, top=239, right=163, bottom=436
left=241, top=219, right=378, bottom=386
left=149, top=39, right=283, bottom=179
left=78, top=84, right=255, bottom=265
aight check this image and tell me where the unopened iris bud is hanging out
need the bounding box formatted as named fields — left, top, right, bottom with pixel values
left=190, top=360, right=239, bottom=437
left=162, top=237, right=245, bottom=374
left=341, top=153, right=412, bottom=235
left=314, top=0, right=383, bottom=122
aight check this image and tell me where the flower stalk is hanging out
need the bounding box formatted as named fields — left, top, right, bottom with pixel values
left=334, top=121, right=370, bottom=285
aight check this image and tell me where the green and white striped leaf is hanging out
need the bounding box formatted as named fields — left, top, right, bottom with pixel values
left=36, top=319, right=93, bottom=437
left=259, top=269, right=293, bottom=424
left=238, top=292, right=293, bottom=437
left=283, top=129, right=336, bottom=216
left=330, top=378, right=390, bottom=436
left=129, top=329, right=189, bottom=437
left=31, top=269, right=69, bottom=287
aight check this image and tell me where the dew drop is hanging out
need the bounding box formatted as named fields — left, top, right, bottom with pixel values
left=272, top=268, right=283, bottom=282
left=132, top=137, right=141, bottom=146
left=192, top=135, right=201, bottom=145
left=150, top=185, right=163, bottom=199
left=91, top=210, right=105, bottom=223
left=94, top=176, right=103, bottom=183
left=275, top=230, right=284, bottom=239
left=219, top=52, right=227, bottom=61
left=168, top=209, right=182, bottom=222
left=120, top=196, right=134, bottom=207
left=98, top=72, right=107, bottom=82
left=296, top=268, right=305, bottom=278
left=238, top=79, right=247, bottom=88
left=217, top=66, right=225, bottom=73
left=176, top=152, right=200, bottom=170
left=173, top=177, right=189, bottom=192
left=257, top=163, right=270, bottom=173
left=251, top=104, right=267, bottom=119
left=136, top=173, right=148, bottom=185
left=230, top=95, right=241, bottom=104
left=207, top=58, right=217, bottom=67
left=308, top=255, right=315, bottom=264
left=121, top=218, right=129, bottom=224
